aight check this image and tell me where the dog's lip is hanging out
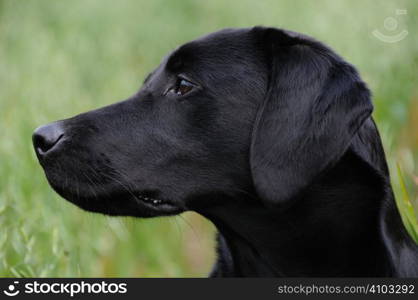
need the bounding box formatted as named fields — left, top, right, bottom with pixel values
left=134, top=193, right=171, bottom=206
left=49, top=183, right=184, bottom=217
left=132, top=192, right=183, bottom=212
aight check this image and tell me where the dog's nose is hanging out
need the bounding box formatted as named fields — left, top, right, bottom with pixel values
left=32, top=123, right=64, bottom=156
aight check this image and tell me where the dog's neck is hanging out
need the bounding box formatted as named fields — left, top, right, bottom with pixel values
left=200, top=151, right=393, bottom=277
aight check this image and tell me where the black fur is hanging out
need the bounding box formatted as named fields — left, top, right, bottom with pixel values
left=33, top=27, right=418, bottom=277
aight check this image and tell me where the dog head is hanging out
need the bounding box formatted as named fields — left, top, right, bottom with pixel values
left=33, top=27, right=372, bottom=217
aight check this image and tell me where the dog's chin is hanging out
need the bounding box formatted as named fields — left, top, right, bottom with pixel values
left=45, top=175, right=184, bottom=218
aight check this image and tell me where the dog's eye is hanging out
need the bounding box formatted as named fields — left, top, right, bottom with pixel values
left=173, top=79, right=194, bottom=96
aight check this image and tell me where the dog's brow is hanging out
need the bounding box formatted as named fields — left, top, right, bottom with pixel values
left=166, top=48, right=185, bottom=72
left=143, top=71, right=154, bottom=84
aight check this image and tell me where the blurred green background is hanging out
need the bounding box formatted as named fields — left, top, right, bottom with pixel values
left=0, top=0, right=417, bottom=277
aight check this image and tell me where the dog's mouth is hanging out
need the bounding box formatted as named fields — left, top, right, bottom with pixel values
left=57, top=186, right=183, bottom=217
left=42, top=166, right=184, bottom=218
left=134, top=193, right=169, bottom=206
left=132, top=192, right=182, bottom=215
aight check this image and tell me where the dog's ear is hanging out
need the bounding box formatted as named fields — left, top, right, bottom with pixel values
left=250, top=27, right=373, bottom=207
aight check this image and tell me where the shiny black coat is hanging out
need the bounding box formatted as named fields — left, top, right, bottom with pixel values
left=33, top=27, right=418, bottom=277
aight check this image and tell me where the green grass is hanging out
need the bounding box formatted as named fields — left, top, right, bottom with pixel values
left=0, top=0, right=417, bottom=277
left=395, top=164, right=418, bottom=242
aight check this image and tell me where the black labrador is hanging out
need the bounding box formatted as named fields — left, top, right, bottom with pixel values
left=33, top=27, right=418, bottom=277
